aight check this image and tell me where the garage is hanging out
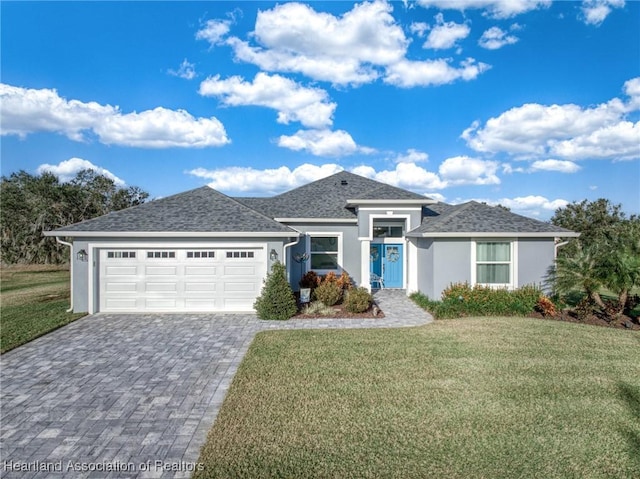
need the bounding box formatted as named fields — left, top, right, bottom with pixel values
left=98, top=246, right=267, bottom=312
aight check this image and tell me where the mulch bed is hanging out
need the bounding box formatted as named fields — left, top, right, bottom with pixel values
left=529, top=310, right=640, bottom=330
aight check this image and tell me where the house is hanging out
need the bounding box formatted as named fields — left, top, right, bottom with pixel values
left=45, top=171, right=578, bottom=313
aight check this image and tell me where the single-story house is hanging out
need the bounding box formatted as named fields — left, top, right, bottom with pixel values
left=45, top=171, right=578, bottom=313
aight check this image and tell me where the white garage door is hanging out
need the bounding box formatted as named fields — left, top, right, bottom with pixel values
left=98, top=247, right=267, bottom=312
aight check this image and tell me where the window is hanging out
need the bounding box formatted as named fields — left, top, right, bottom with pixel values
left=310, top=236, right=339, bottom=270
left=372, top=220, right=404, bottom=238
left=226, top=251, right=255, bottom=259
left=146, top=251, right=176, bottom=259
left=186, top=251, right=215, bottom=258
left=107, top=251, right=136, bottom=259
left=476, top=242, right=511, bottom=285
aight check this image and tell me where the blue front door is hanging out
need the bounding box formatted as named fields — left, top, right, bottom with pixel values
left=370, top=244, right=403, bottom=288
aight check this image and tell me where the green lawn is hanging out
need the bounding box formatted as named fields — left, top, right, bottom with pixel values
left=1, top=265, right=85, bottom=353
left=195, top=318, right=640, bottom=479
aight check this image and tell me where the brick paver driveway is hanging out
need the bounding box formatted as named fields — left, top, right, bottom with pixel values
left=1, top=291, right=431, bottom=478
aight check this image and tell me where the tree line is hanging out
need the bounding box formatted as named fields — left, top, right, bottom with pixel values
left=1, top=169, right=148, bottom=264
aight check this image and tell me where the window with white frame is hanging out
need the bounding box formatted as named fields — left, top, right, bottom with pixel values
left=476, top=242, right=512, bottom=286
left=147, top=251, right=176, bottom=259
left=309, top=235, right=339, bottom=271
left=107, top=251, right=136, bottom=259
left=372, top=220, right=404, bottom=238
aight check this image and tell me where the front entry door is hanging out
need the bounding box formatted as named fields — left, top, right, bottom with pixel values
left=370, top=244, right=403, bottom=288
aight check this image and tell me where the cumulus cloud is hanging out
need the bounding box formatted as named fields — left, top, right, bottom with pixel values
left=580, top=0, right=625, bottom=26
left=530, top=159, right=581, bottom=173
left=393, top=148, right=429, bottom=164
left=214, top=1, right=488, bottom=88
left=37, top=158, right=125, bottom=186
left=438, top=156, right=501, bottom=185
left=277, top=129, right=374, bottom=157
left=416, top=0, right=552, bottom=19
left=478, top=26, right=519, bottom=50
left=168, top=59, right=196, bottom=80
left=196, top=19, right=232, bottom=45
left=462, top=77, right=640, bottom=161
left=384, top=57, right=490, bottom=88
left=410, top=21, right=429, bottom=37
left=188, top=163, right=343, bottom=194
left=199, top=73, right=336, bottom=129
left=0, top=83, right=229, bottom=148
left=424, top=13, right=470, bottom=50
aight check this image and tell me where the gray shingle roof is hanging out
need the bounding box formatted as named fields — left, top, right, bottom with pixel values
left=49, top=186, right=295, bottom=235
left=407, top=201, right=577, bottom=236
left=237, top=171, right=432, bottom=219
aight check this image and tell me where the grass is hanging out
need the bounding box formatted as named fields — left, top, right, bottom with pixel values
left=195, top=318, right=640, bottom=479
left=1, top=265, right=85, bottom=353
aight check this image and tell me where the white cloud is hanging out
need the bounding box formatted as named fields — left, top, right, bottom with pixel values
left=188, top=163, right=343, bottom=194
left=277, top=129, right=373, bottom=157
left=199, top=73, right=336, bottom=129
left=530, top=159, right=581, bottom=173
left=471, top=195, right=570, bottom=217
left=393, top=148, right=429, bottom=164
left=384, top=57, right=490, bottom=88
left=168, top=59, right=196, bottom=80
left=424, top=13, right=470, bottom=50
left=580, top=0, right=625, bottom=26
left=0, top=83, right=229, bottom=148
left=374, top=161, right=448, bottom=190
left=438, top=156, right=501, bottom=185
left=462, top=78, right=640, bottom=161
left=416, top=0, right=552, bottom=19
left=478, top=26, right=519, bottom=50
left=36, top=158, right=125, bottom=186
left=410, top=21, right=429, bottom=37
left=226, top=0, right=407, bottom=86
left=196, top=19, right=232, bottom=45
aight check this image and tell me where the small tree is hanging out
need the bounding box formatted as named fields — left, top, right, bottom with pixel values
left=253, top=262, right=297, bottom=320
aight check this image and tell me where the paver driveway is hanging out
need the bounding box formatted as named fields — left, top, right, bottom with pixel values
left=0, top=291, right=431, bottom=478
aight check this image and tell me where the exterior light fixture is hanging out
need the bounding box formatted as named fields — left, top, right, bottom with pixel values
left=76, top=249, right=88, bottom=262
left=270, top=249, right=278, bottom=261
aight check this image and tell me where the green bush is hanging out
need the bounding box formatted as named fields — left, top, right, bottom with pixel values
left=302, top=301, right=335, bottom=316
left=253, top=262, right=298, bottom=320
left=314, top=279, right=343, bottom=306
left=344, top=287, right=373, bottom=313
left=412, top=283, right=542, bottom=319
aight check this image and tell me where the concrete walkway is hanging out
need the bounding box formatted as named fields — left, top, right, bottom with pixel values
left=0, top=291, right=432, bottom=479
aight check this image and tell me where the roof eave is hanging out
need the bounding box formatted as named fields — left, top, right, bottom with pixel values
left=275, top=218, right=357, bottom=223
left=406, top=231, right=581, bottom=238
left=346, top=199, right=435, bottom=207
left=44, top=231, right=299, bottom=238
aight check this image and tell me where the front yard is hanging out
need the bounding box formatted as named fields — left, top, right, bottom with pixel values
left=0, top=265, right=85, bottom=353
left=195, top=318, right=640, bottom=478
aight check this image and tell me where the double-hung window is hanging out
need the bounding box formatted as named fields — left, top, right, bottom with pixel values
left=475, top=241, right=512, bottom=287
left=309, top=235, right=340, bottom=272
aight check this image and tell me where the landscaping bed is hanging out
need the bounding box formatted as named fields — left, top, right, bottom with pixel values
left=530, top=310, right=640, bottom=330
left=293, top=295, right=385, bottom=319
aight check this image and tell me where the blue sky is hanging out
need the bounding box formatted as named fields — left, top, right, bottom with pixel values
left=2, top=0, right=639, bottom=219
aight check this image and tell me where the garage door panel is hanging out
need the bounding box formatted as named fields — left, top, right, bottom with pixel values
left=106, top=266, right=137, bottom=276
left=185, top=266, right=217, bottom=276
left=145, top=266, right=177, bottom=276
left=100, top=247, right=266, bottom=312
left=185, top=282, right=216, bottom=292
left=145, top=282, right=177, bottom=292
left=105, top=282, right=137, bottom=292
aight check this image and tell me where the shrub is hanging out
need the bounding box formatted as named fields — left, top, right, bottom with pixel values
left=337, top=271, right=353, bottom=291
left=299, top=270, right=321, bottom=290
left=314, top=279, right=343, bottom=306
left=344, top=287, right=373, bottom=313
left=254, top=262, right=297, bottom=320
left=414, top=282, right=542, bottom=319
left=535, top=296, right=557, bottom=317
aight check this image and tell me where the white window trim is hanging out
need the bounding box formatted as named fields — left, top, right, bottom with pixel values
left=471, top=239, right=518, bottom=289
left=306, top=232, right=343, bottom=275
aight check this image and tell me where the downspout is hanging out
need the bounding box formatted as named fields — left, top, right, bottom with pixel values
left=554, top=240, right=570, bottom=259
left=56, top=237, right=74, bottom=313
left=283, top=227, right=304, bottom=282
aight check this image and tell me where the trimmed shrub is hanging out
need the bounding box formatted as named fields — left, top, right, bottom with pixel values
left=337, top=271, right=353, bottom=291
left=344, top=287, right=373, bottom=313
left=314, top=279, right=343, bottom=306
left=299, top=270, right=321, bottom=290
left=535, top=296, right=557, bottom=317
left=413, top=282, right=542, bottom=319
left=254, top=262, right=297, bottom=320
